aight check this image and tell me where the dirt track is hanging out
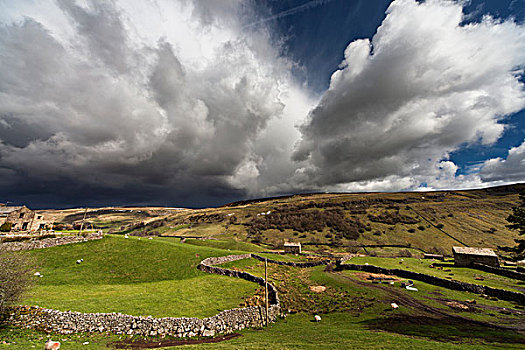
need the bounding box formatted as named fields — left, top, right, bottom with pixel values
left=331, top=271, right=524, bottom=332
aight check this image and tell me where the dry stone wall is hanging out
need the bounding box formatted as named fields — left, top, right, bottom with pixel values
left=337, top=263, right=525, bottom=305
left=1, top=233, right=103, bottom=251
left=10, top=304, right=279, bottom=338
left=472, top=263, right=525, bottom=281
left=251, top=253, right=330, bottom=268
left=11, top=253, right=281, bottom=337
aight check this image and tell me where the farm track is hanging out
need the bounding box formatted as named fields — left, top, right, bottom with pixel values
left=330, top=271, right=525, bottom=333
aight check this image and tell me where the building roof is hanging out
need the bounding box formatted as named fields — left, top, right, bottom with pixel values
left=284, top=242, right=301, bottom=247
left=452, top=247, right=497, bottom=257
left=0, top=206, right=24, bottom=217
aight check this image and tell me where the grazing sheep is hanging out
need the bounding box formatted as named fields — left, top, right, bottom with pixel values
left=390, top=302, right=399, bottom=310
left=314, top=315, right=321, bottom=322
left=45, top=340, right=60, bottom=349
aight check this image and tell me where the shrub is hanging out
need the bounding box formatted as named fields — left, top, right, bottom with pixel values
left=398, top=249, right=413, bottom=257
left=417, top=225, right=425, bottom=231
left=1, top=236, right=31, bottom=243
left=436, top=223, right=444, bottom=229
left=0, top=222, right=12, bottom=232
left=407, top=228, right=416, bottom=233
left=0, top=249, right=35, bottom=321
left=346, top=245, right=359, bottom=254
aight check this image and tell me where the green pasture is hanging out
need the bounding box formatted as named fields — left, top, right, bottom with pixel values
left=22, top=235, right=257, bottom=317
left=345, top=256, right=525, bottom=293
left=179, top=237, right=264, bottom=252
left=2, top=233, right=523, bottom=349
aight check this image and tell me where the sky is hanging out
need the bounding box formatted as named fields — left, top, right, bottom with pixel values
left=0, top=0, right=524, bottom=209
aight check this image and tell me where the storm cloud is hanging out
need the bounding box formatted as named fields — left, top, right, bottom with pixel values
left=0, top=0, right=524, bottom=208
left=0, top=0, right=310, bottom=207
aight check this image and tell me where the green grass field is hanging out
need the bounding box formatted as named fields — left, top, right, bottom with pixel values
left=2, top=229, right=524, bottom=349
left=345, top=256, right=525, bottom=293
left=21, top=235, right=257, bottom=317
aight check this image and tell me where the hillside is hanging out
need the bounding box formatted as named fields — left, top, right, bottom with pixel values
left=45, top=184, right=525, bottom=257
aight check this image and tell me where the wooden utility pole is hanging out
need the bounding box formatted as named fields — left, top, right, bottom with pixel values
left=265, top=257, right=269, bottom=327
left=28, top=211, right=36, bottom=233
left=79, top=208, right=88, bottom=234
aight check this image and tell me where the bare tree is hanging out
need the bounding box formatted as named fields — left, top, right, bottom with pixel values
left=0, top=248, right=34, bottom=321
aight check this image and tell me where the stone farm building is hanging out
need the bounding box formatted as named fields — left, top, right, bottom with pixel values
left=0, top=206, right=47, bottom=232
left=452, top=246, right=500, bottom=267
left=284, top=242, right=301, bottom=254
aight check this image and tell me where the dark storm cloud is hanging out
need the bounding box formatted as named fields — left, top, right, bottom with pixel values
left=0, top=0, right=524, bottom=209
left=0, top=0, right=297, bottom=208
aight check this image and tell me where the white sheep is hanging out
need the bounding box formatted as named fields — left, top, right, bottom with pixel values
left=390, top=302, right=399, bottom=310
left=314, top=315, right=321, bottom=322
left=45, top=340, right=60, bottom=350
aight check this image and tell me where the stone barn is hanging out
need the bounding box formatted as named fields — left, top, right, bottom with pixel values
left=284, top=242, right=301, bottom=254
left=0, top=206, right=47, bottom=233
left=452, top=247, right=500, bottom=267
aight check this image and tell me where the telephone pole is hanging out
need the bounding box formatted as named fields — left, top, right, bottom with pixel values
left=79, top=208, right=88, bottom=234
left=265, top=257, right=269, bottom=326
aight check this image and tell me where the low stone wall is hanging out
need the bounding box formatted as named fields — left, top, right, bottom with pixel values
left=472, top=263, right=525, bottom=281
left=198, top=254, right=280, bottom=305
left=337, top=263, right=525, bottom=305
left=251, top=253, right=330, bottom=268
left=1, top=233, right=103, bottom=251
left=11, top=253, right=281, bottom=337
left=10, top=304, right=279, bottom=337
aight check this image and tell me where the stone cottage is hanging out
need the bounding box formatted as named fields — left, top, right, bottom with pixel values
left=452, top=246, right=500, bottom=267
left=284, top=242, right=301, bottom=254
left=0, top=206, right=47, bottom=232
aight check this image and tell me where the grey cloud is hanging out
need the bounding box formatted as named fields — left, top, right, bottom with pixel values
left=0, top=0, right=294, bottom=208
left=56, top=0, right=130, bottom=73
left=292, top=0, right=525, bottom=189
left=480, top=141, right=525, bottom=182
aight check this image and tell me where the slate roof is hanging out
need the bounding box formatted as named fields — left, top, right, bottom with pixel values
left=452, top=246, right=497, bottom=257
left=0, top=206, right=24, bottom=217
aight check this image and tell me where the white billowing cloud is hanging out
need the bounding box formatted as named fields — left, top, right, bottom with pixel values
left=0, top=0, right=309, bottom=205
left=481, top=140, right=525, bottom=182
left=0, top=0, right=524, bottom=208
left=293, top=0, right=525, bottom=190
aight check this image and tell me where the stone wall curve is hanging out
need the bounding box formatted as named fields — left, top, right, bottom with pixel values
left=11, top=253, right=280, bottom=337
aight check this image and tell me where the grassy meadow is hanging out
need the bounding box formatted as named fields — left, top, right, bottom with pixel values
left=2, top=185, right=525, bottom=349
left=21, top=235, right=257, bottom=317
